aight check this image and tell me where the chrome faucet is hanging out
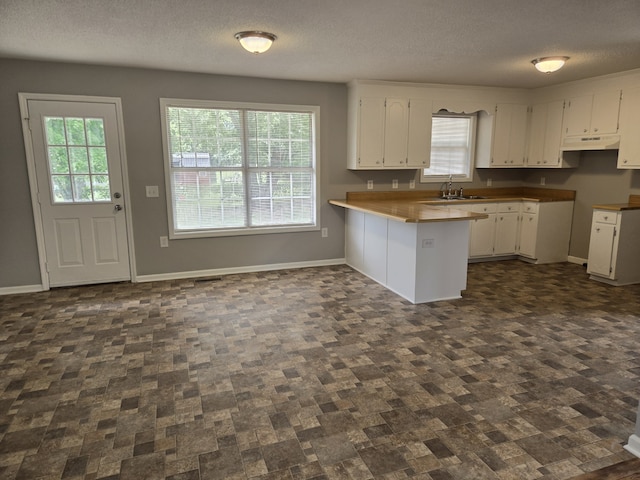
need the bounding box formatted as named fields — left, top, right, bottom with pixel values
left=447, top=175, right=453, bottom=196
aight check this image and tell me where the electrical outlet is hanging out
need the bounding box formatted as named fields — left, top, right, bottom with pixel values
left=422, top=238, right=435, bottom=248
left=409, top=179, right=415, bottom=189
left=540, top=177, right=546, bottom=186
left=160, top=236, right=169, bottom=248
left=321, top=227, right=328, bottom=237
left=146, top=185, right=159, bottom=198
left=392, top=179, right=398, bottom=189
left=487, top=178, right=493, bottom=187
left=367, top=180, right=373, bottom=190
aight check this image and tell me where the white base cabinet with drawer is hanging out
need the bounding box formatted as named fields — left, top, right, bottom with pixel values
left=495, top=203, right=521, bottom=255
left=517, top=201, right=574, bottom=264
left=587, top=209, right=640, bottom=285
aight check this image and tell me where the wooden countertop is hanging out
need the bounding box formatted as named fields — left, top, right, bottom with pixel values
left=329, top=187, right=576, bottom=224
left=328, top=199, right=487, bottom=223
left=593, top=195, right=640, bottom=211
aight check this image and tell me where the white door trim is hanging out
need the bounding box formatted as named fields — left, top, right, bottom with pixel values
left=18, top=93, right=137, bottom=290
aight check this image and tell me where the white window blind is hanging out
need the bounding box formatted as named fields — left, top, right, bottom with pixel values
left=161, top=100, right=319, bottom=237
left=422, top=114, right=476, bottom=181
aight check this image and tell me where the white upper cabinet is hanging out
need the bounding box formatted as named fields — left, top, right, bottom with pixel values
left=477, top=103, right=528, bottom=167
left=406, top=99, right=432, bottom=168
left=618, top=87, right=640, bottom=169
left=563, top=90, right=621, bottom=137
left=526, top=100, right=578, bottom=168
left=348, top=84, right=433, bottom=170
left=354, top=97, right=386, bottom=168
left=383, top=98, right=410, bottom=167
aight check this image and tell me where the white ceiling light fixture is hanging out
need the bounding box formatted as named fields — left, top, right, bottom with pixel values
left=234, top=31, right=277, bottom=54
left=531, top=56, right=570, bottom=74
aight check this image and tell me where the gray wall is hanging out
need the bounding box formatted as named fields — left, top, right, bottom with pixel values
left=2, top=58, right=639, bottom=289
left=0, top=59, right=354, bottom=287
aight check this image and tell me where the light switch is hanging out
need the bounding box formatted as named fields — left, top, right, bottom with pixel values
left=146, top=185, right=159, bottom=197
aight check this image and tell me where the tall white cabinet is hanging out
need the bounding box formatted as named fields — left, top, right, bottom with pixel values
left=587, top=207, right=640, bottom=285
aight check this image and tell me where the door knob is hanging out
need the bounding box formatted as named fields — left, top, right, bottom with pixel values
left=114, top=204, right=123, bottom=212
left=114, top=192, right=122, bottom=199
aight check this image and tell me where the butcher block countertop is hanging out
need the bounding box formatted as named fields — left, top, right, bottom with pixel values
left=329, top=187, right=576, bottom=223
left=592, top=195, right=640, bottom=211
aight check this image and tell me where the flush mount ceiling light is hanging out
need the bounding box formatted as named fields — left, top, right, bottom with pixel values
left=532, top=56, right=570, bottom=74
left=234, top=31, right=277, bottom=54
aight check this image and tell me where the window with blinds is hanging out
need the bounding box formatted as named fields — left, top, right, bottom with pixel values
left=421, top=113, right=476, bottom=182
left=161, top=99, right=319, bottom=237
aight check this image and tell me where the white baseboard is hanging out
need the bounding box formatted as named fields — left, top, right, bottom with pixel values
left=136, top=258, right=346, bottom=283
left=0, top=284, right=45, bottom=296
left=567, top=255, right=588, bottom=265
left=625, top=434, right=640, bottom=458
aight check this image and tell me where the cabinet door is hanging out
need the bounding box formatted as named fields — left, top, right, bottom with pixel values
left=492, top=104, right=511, bottom=166
left=591, top=90, right=621, bottom=135
left=406, top=98, right=431, bottom=168
left=518, top=213, right=538, bottom=258
left=527, top=103, right=547, bottom=166
left=618, top=88, right=640, bottom=168
left=469, top=215, right=496, bottom=257
left=358, top=97, right=385, bottom=167
left=383, top=98, right=409, bottom=167
left=493, top=104, right=528, bottom=166
left=495, top=212, right=519, bottom=255
left=542, top=100, right=565, bottom=166
left=587, top=223, right=616, bottom=278
left=564, top=95, right=593, bottom=136
left=508, top=104, right=528, bottom=166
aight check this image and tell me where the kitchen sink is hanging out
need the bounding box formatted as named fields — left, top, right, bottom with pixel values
left=438, top=195, right=488, bottom=200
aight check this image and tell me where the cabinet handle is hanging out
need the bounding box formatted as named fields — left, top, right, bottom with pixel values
left=596, top=227, right=600, bottom=232
left=594, top=128, right=599, bottom=132
left=604, top=216, right=608, bottom=220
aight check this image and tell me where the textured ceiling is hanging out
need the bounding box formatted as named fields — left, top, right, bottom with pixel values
left=1, top=0, right=640, bottom=88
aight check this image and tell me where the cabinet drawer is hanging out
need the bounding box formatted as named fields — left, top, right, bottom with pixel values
left=498, top=202, right=520, bottom=213
left=471, top=203, right=497, bottom=214
left=521, top=202, right=539, bottom=214
left=593, top=210, right=618, bottom=224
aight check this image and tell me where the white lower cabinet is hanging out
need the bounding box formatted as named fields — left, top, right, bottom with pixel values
left=587, top=209, right=640, bottom=285
left=495, top=203, right=520, bottom=255
left=517, top=201, right=574, bottom=264
left=468, top=203, right=497, bottom=257
left=456, top=200, right=573, bottom=263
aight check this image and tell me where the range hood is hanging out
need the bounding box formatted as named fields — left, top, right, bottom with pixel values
left=560, top=134, right=620, bottom=151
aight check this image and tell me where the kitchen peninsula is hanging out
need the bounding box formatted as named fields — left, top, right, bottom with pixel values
left=329, top=192, right=486, bottom=304
left=330, top=188, right=576, bottom=304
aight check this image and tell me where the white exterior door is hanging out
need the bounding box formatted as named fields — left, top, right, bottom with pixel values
left=25, top=98, right=131, bottom=287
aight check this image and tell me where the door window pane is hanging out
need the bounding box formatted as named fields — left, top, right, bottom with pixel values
left=51, top=176, right=73, bottom=202
left=45, top=117, right=66, bottom=145
left=73, top=175, right=92, bottom=201
left=48, top=147, right=70, bottom=174
left=69, top=147, right=90, bottom=174
left=86, top=118, right=106, bottom=146
left=89, top=147, right=108, bottom=173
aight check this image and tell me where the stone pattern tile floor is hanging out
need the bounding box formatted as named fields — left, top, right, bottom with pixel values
left=0, top=260, right=640, bottom=479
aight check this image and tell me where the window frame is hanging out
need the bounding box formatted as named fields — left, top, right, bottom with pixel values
left=420, top=112, right=477, bottom=184
left=160, top=98, right=320, bottom=239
